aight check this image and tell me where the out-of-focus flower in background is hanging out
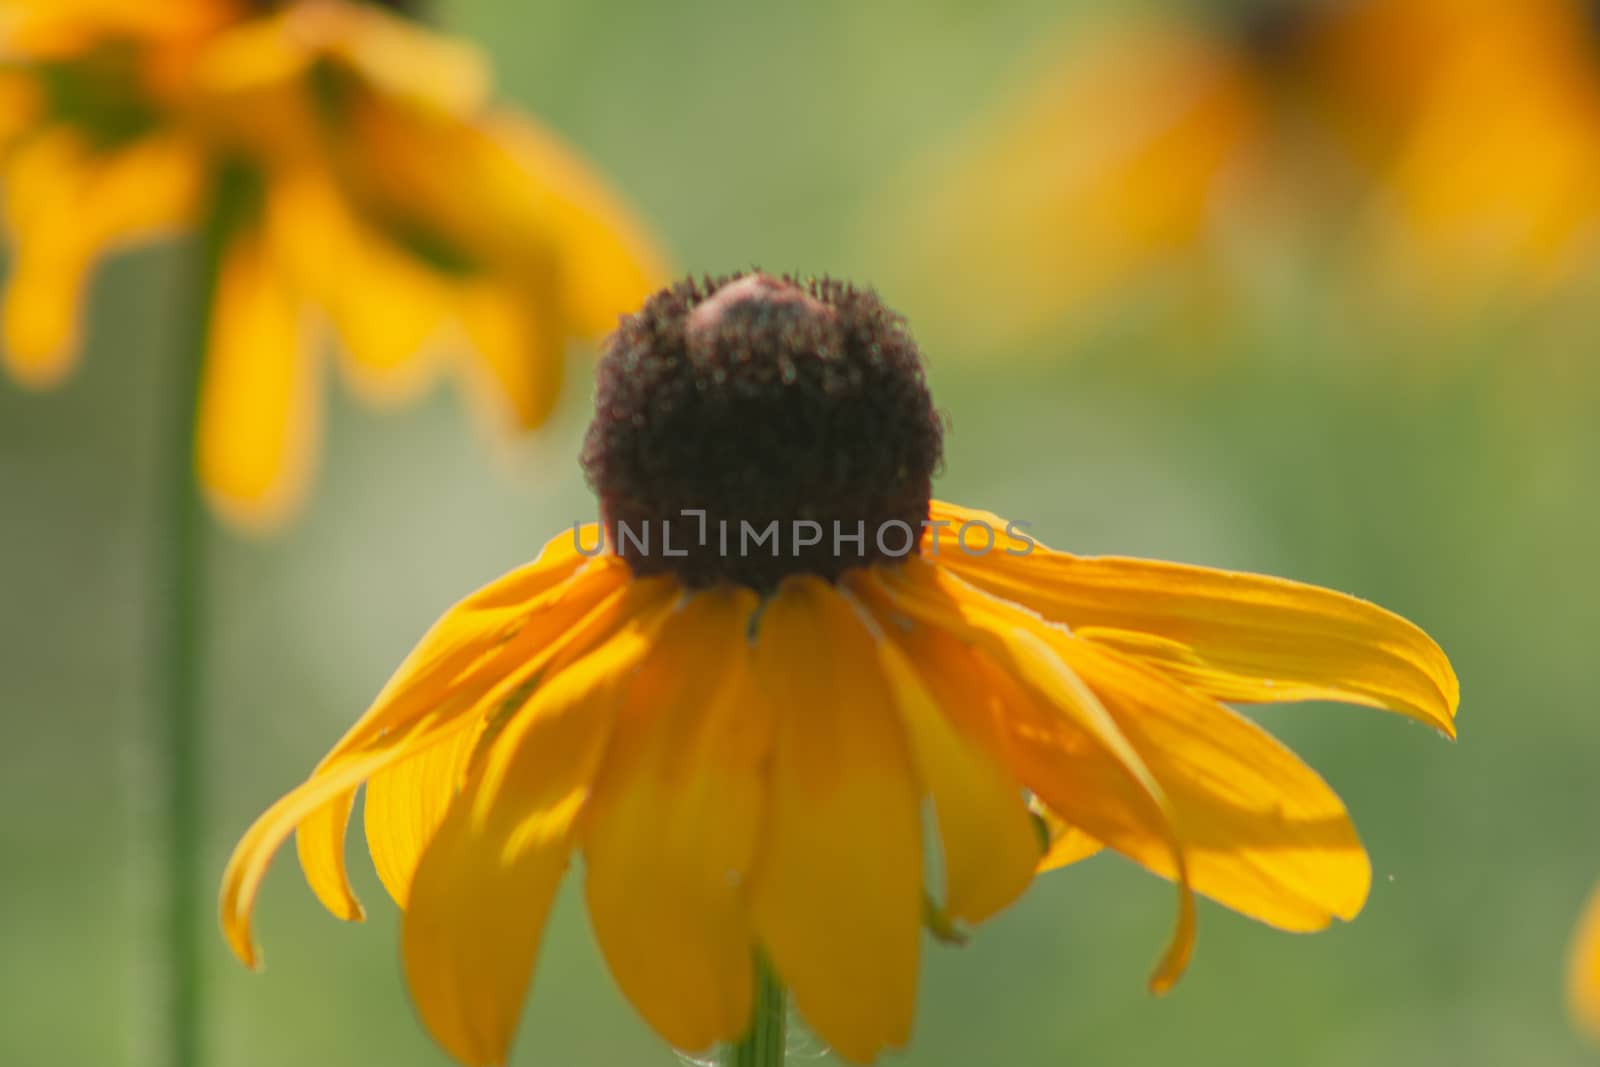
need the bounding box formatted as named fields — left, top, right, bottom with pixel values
left=219, top=275, right=1459, bottom=1066
left=1364, top=0, right=1600, bottom=312
left=889, top=0, right=1600, bottom=354
left=0, top=0, right=664, bottom=529
left=887, top=0, right=1447, bottom=352
left=1571, top=884, right=1600, bottom=1039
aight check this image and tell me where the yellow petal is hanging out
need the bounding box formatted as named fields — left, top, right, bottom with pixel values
left=2, top=131, right=199, bottom=386
left=2, top=0, right=232, bottom=54
left=222, top=551, right=621, bottom=965
left=319, top=73, right=662, bottom=427
left=456, top=282, right=565, bottom=431
left=0, top=73, right=43, bottom=150
left=1570, top=882, right=1600, bottom=1039
left=856, top=590, right=1040, bottom=925
left=313, top=102, right=572, bottom=430
left=486, top=112, right=668, bottom=339
left=1057, top=637, right=1370, bottom=931
left=402, top=582, right=677, bottom=1067
left=220, top=743, right=406, bottom=969
left=302, top=0, right=490, bottom=114
left=264, top=171, right=448, bottom=406
left=195, top=229, right=318, bottom=533
left=362, top=720, right=483, bottom=910
left=291, top=552, right=628, bottom=928
left=333, top=531, right=606, bottom=763
left=883, top=557, right=1368, bottom=930
left=583, top=587, right=769, bottom=1053
left=929, top=500, right=1459, bottom=736
left=744, top=578, right=922, bottom=1064
left=863, top=560, right=1196, bottom=992
left=981, top=649, right=1203, bottom=989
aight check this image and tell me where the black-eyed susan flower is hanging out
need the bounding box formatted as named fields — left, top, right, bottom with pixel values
left=891, top=0, right=1450, bottom=349
left=221, top=273, right=1458, bottom=1065
left=0, top=0, right=663, bottom=528
left=1571, top=885, right=1600, bottom=1038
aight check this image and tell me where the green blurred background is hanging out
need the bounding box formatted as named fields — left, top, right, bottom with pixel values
left=4, top=0, right=1597, bottom=1064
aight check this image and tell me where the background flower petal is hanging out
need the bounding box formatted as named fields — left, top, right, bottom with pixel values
left=195, top=228, right=319, bottom=532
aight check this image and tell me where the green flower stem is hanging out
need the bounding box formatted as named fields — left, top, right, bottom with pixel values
left=719, top=957, right=787, bottom=1067
left=152, top=172, right=236, bottom=1067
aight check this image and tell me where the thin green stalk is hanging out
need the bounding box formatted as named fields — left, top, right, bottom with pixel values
left=719, top=957, right=787, bottom=1067
left=152, top=168, right=239, bottom=1067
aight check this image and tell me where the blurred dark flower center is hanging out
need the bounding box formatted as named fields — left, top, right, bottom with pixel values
left=247, top=0, right=427, bottom=16
left=581, top=273, right=945, bottom=591
left=36, top=43, right=160, bottom=149
left=1224, top=0, right=1320, bottom=64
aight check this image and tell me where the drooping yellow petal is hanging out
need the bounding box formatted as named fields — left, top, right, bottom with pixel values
left=220, top=743, right=410, bottom=968
left=195, top=228, right=318, bottom=533
left=974, top=652, right=1197, bottom=992
left=583, top=587, right=769, bottom=1053
left=0, top=0, right=230, bottom=55
left=327, top=525, right=603, bottom=763
left=748, top=577, right=922, bottom=1064
left=334, top=86, right=659, bottom=316
left=862, top=560, right=1195, bottom=992
left=0, top=73, right=43, bottom=159
left=857, top=592, right=1040, bottom=925
left=297, top=0, right=491, bottom=115
left=1570, top=882, right=1600, bottom=1039
left=264, top=170, right=448, bottom=406
left=402, top=580, right=677, bottom=1067
left=292, top=552, right=627, bottom=927
left=362, top=720, right=483, bottom=910
left=223, top=553, right=620, bottom=964
left=456, top=281, right=565, bottom=431
left=486, top=112, right=668, bottom=338
left=332, top=80, right=663, bottom=366
left=1056, top=637, right=1370, bottom=931
left=2, top=131, right=199, bottom=387
left=883, top=556, right=1367, bottom=930
left=928, top=500, right=1459, bottom=736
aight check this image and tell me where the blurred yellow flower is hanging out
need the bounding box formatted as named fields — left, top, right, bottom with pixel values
left=1572, top=884, right=1600, bottom=1039
left=1367, top=0, right=1600, bottom=308
left=889, top=0, right=1497, bottom=350
left=889, top=0, right=1455, bottom=350
left=0, top=0, right=664, bottom=529
left=220, top=275, right=1458, bottom=1065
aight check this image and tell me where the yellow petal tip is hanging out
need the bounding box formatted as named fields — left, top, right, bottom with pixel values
left=225, top=929, right=263, bottom=972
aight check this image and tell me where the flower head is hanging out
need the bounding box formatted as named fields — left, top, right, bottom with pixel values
left=583, top=273, right=943, bottom=589
left=221, top=274, right=1459, bottom=1065
left=0, top=0, right=664, bottom=529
